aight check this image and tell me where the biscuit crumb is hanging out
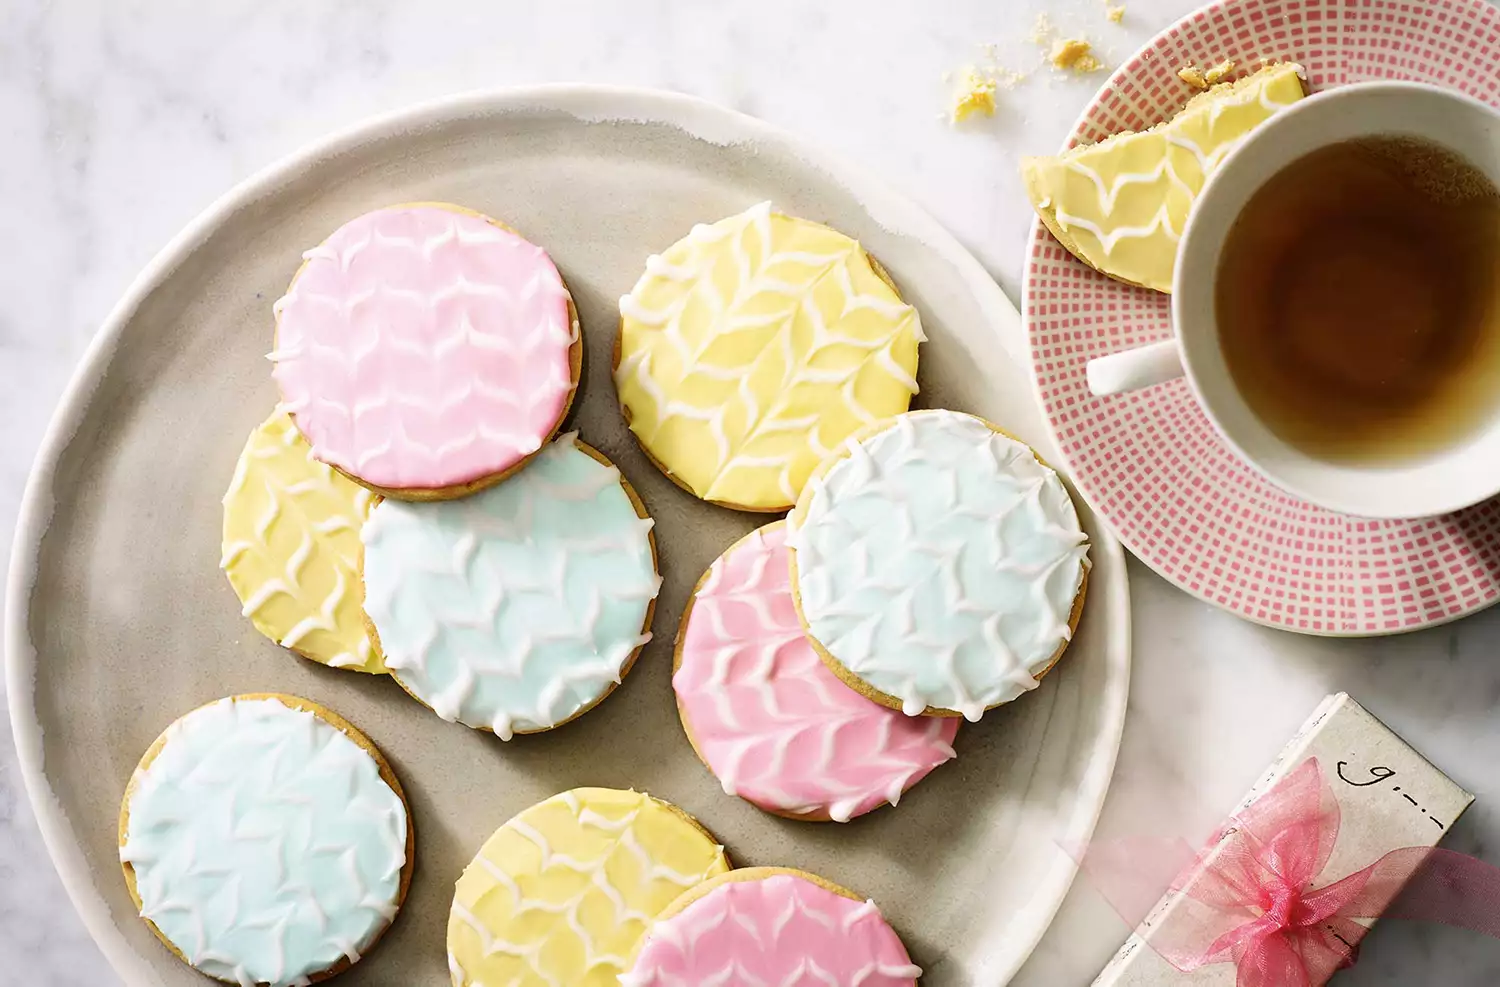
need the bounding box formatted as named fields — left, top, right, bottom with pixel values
left=950, top=67, right=998, bottom=122
left=1204, top=59, right=1236, bottom=85
left=1180, top=59, right=1237, bottom=90
left=947, top=63, right=1025, bottom=124
left=991, top=63, right=1027, bottom=88
left=1028, top=15, right=1104, bottom=75
left=1029, top=13, right=1056, bottom=46
left=1106, top=4, right=1126, bottom=23
left=1051, top=38, right=1103, bottom=74
left=1178, top=63, right=1209, bottom=89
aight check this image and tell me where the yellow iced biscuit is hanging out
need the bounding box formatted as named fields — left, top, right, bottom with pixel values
left=447, top=788, right=730, bottom=987
left=1022, top=62, right=1307, bottom=292
left=614, top=201, right=924, bottom=512
left=221, top=410, right=385, bottom=673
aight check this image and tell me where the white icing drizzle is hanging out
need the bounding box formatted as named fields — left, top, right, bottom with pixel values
left=1054, top=203, right=1182, bottom=254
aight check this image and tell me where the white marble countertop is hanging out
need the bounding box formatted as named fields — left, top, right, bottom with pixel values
left=4, top=0, right=1500, bottom=983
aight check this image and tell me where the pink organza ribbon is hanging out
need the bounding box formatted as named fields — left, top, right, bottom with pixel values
left=1078, top=759, right=1500, bottom=987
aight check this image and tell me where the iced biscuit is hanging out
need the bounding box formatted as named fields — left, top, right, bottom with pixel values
left=361, top=433, right=661, bottom=738
left=614, top=201, right=923, bottom=512
left=119, top=694, right=412, bottom=985
left=674, top=521, right=957, bottom=822
left=788, top=410, right=1090, bottom=721
left=271, top=203, right=581, bottom=499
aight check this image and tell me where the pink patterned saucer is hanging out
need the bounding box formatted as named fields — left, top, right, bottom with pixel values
left=1024, top=0, right=1500, bottom=635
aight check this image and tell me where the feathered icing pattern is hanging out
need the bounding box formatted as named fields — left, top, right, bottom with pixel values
left=447, top=788, right=728, bottom=987
left=615, top=202, right=923, bottom=510
left=674, top=523, right=957, bottom=821
left=788, top=411, right=1090, bottom=721
left=120, top=698, right=407, bottom=987
left=360, top=433, right=661, bottom=738
left=270, top=205, right=576, bottom=490
left=1027, top=63, right=1306, bottom=292
left=620, top=872, right=921, bottom=987
left=220, top=411, right=385, bottom=673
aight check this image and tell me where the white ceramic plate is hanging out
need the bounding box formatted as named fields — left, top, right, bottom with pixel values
left=6, top=86, right=1129, bottom=986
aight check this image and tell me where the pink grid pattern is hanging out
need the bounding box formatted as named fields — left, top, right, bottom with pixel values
left=1025, top=0, right=1500, bottom=634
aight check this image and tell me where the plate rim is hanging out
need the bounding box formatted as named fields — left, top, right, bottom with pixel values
left=6, top=83, right=1131, bottom=984
left=1021, top=0, right=1500, bottom=640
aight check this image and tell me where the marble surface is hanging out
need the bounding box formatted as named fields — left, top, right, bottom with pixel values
left=3, top=0, right=1500, bottom=983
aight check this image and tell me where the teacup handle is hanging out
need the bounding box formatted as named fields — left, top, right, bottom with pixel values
left=1085, top=340, right=1184, bottom=396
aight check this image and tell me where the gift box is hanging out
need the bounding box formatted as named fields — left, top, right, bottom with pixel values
left=1092, top=693, right=1474, bottom=986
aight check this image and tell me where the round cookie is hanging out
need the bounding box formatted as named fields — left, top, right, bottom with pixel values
left=614, top=200, right=924, bottom=512
left=221, top=410, right=386, bottom=673
left=620, top=867, right=921, bottom=986
left=674, top=521, right=958, bottom=822
left=788, top=410, right=1091, bottom=721
left=270, top=203, right=581, bottom=500
left=119, top=693, right=413, bottom=986
left=361, top=432, right=662, bottom=739
left=447, top=787, right=730, bottom=987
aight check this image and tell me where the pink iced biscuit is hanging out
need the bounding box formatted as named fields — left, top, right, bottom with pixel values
left=674, top=522, right=957, bottom=822
left=271, top=205, right=576, bottom=493
left=621, top=870, right=922, bottom=987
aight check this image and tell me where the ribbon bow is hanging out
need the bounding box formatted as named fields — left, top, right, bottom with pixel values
left=1078, top=758, right=1500, bottom=987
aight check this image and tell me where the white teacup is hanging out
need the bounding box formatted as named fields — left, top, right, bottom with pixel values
left=1085, top=82, right=1500, bottom=519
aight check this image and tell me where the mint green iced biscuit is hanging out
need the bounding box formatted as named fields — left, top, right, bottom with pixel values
left=361, top=433, right=661, bottom=738
left=119, top=694, right=410, bottom=986
left=788, top=410, right=1091, bottom=720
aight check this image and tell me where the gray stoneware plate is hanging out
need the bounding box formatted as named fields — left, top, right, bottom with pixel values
left=5, top=86, right=1130, bottom=986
